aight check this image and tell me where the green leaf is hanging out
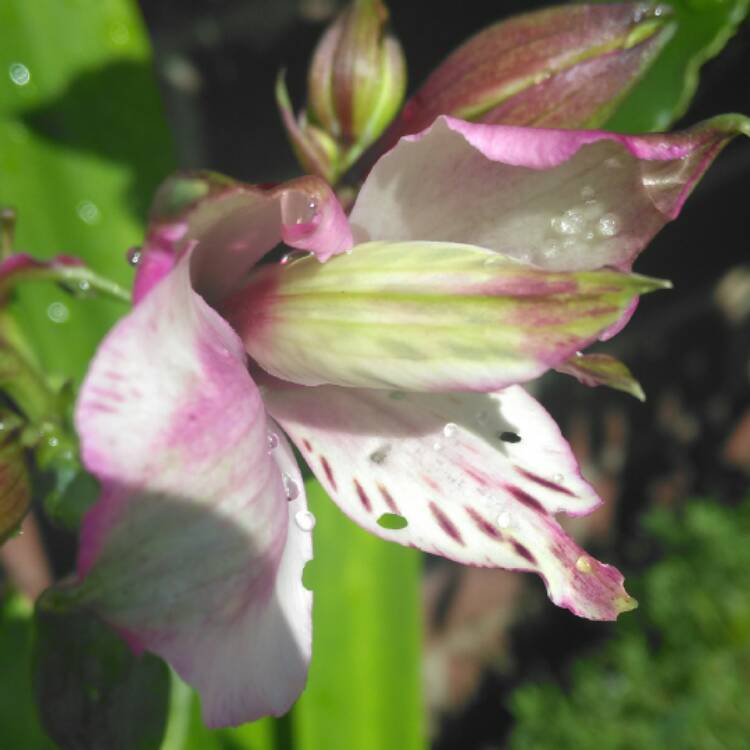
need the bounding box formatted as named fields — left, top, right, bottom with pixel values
left=605, top=0, right=750, bottom=132
left=294, top=479, right=425, bottom=750
left=159, top=674, right=277, bottom=750
left=0, top=592, right=56, bottom=749
left=0, top=0, right=174, bottom=384
left=33, top=588, right=171, bottom=750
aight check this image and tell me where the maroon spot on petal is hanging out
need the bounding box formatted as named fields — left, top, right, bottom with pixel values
left=429, top=502, right=464, bottom=546
left=302, top=439, right=313, bottom=452
left=378, top=484, right=400, bottom=514
left=511, top=540, right=537, bottom=565
left=320, top=455, right=337, bottom=491
left=353, top=479, right=372, bottom=512
left=516, top=467, right=575, bottom=497
left=505, top=485, right=547, bottom=514
left=463, top=465, right=490, bottom=487
left=465, top=506, right=503, bottom=540
left=422, top=474, right=440, bottom=492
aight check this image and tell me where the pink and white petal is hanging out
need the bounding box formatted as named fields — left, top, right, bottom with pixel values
left=263, top=380, right=635, bottom=621
left=135, top=171, right=353, bottom=304
left=74, top=253, right=312, bottom=727
left=350, top=114, right=749, bottom=271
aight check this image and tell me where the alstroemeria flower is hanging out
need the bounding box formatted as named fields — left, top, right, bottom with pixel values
left=73, top=114, right=747, bottom=726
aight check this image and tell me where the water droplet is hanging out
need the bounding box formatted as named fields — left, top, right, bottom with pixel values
left=597, top=213, right=621, bottom=237
left=77, top=279, right=91, bottom=294
left=47, top=301, right=69, bottom=324
left=432, top=440, right=443, bottom=452
left=280, top=250, right=310, bottom=265
left=550, top=213, right=582, bottom=236
left=307, top=197, right=318, bottom=211
left=8, top=63, right=30, bottom=86
left=76, top=200, right=101, bottom=225
left=562, top=238, right=577, bottom=250
left=580, top=185, right=595, bottom=200
left=497, top=511, right=511, bottom=529
left=267, top=432, right=279, bottom=452
left=283, top=473, right=299, bottom=501
left=295, top=510, right=316, bottom=531
left=553, top=473, right=564, bottom=484
left=442, top=422, right=458, bottom=439
left=126, top=246, right=142, bottom=266
left=575, top=555, right=593, bottom=574
left=109, top=24, right=130, bottom=46
left=47, top=435, right=59, bottom=449
left=585, top=231, right=595, bottom=241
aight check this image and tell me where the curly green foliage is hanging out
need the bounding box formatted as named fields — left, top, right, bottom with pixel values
left=509, top=498, right=750, bottom=750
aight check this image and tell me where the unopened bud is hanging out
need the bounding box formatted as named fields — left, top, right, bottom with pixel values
left=390, top=3, right=674, bottom=140
left=278, top=0, right=406, bottom=183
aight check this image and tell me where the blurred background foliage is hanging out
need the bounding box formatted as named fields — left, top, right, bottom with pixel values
left=0, top=0, right=748, bottom=748
left=509, top=498, right=750, bottom=750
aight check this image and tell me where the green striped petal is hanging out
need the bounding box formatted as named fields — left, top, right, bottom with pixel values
left=223, top=241, right=668, bottom=392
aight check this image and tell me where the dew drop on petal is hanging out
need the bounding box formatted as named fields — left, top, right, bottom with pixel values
left=575, top=555, right=593, bottom=574
left=77, top=279, right=91, bottom=294
left=442, top=422, right=458, bottom=439
left=295, top=510, right=316, bottom=532
left=283, top=473, right=299, bottom=501
left=266, top=432, right=279, bottom=452
left=580, top=185, right=595, bottom=200
left=8, top=62, right=30, bottom=86
left=597, top=213, right=621, bottom=237
left=497, top=511, right=511, bottom=529
left=553, top=473, right=564, bottom=484
left=127, top=246, right=142, bottom=266
left=280, top=250, right=311, bottom=265
left=432, top=440, right=443, bottom=452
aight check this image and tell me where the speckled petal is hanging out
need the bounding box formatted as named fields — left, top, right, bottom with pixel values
left=351, top=114, right=749, bottom=271
left=264, top=380, right=635, bottom=621
left=74, top=252, right=312, bottom=727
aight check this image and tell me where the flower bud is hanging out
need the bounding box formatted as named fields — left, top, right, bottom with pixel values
left=278, top=0, right=406, bottom=183
left=390, top=3, right=673, bottom=140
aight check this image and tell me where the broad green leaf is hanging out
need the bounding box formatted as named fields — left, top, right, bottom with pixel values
left=294, top=479, right=425, bottom=750
left=0, top=0, right=174, bottom=383
left=606, top=0, right=750, bottom=132
left=33, top=589, right=170, bottom=750
left=0, top=592, right=56, bottom=749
